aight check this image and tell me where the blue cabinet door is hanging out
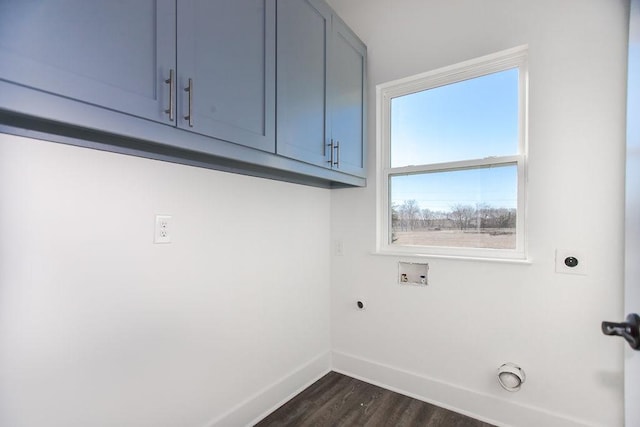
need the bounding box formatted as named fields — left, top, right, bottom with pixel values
left=276, top=0, right=332, bottom=167
left=329, top=16, right=366, bottom=178
left=277, top=0, right=366, bottom=177
left=0, top=0, right=176, bottom=125
left=177, top=0, right=276, bottom=152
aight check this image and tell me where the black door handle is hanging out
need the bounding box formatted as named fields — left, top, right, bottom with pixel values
left=602, top=313, right=640, bottom=350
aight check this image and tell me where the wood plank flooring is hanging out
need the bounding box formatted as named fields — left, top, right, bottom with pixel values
left=254, top=371, right=496, bottom=427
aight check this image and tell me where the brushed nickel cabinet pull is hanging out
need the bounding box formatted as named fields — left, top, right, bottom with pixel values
left=184, top=78, right=193, bottom=127
left=327, top=139, right=334, bottom=165
left=164, top=69, right=175, bottom=121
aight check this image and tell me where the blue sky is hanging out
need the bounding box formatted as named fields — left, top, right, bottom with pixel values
left=389, top=68, right=519, bottom=211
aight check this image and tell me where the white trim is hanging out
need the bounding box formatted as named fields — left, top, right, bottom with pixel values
left=386, top=155, right=521, bottom=175
left=332, top=350, right=601, bottom=427
left=370, top=250, right=533, bottom=265
left=376, top=45, right=529, bottom=260
left=377, top=45, right=529, bottom=97
left=205, top=352, right=331, bottom=427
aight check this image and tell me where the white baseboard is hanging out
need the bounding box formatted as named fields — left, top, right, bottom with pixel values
left=332, top=350, right=596, bottom=427
left=205, top=351, right=331, bottom=427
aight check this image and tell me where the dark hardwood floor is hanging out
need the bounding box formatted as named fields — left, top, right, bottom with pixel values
left=254, top=371, right=496, bottom=427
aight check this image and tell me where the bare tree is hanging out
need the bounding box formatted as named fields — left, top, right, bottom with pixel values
left=449, top=204, right=475, bottom=230
left=430, top=210, right=448, bottom=229
left=398, top=200, right=421, bottom=231
left=494, top=208, right=516, bottom=228
left=475, top=203, right=492, bottom=229
left=421, top=208, right=432, bottom=229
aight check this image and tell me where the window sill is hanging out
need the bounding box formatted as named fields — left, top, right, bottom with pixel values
left=372, top=249, right=532, bottom=265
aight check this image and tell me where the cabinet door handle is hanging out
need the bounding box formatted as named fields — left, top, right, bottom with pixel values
left=334, top=140, right=340, bottom=167
left=327, top=139, right=334, bottom=166
left=184, top=78, right=194, bottom=127
left=164, top=69, right=175, bottom=122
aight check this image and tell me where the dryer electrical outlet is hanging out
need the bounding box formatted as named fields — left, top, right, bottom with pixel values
left=555, top=249, right=586, bottom=275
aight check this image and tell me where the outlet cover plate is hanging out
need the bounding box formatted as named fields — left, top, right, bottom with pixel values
left=154, top=215, right=172, bottom=244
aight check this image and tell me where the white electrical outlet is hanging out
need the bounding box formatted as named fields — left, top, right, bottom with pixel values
left=555, top=249, right=586, bottom=275
left=154, top=215, right=172, bottom=243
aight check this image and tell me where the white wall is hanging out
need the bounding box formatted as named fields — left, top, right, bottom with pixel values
left=0, top=133, right=331, bottom=427
left=328, top=1, right=629, bottom=426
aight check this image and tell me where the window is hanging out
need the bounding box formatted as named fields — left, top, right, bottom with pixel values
left=377, top=46, right=528, bottom=259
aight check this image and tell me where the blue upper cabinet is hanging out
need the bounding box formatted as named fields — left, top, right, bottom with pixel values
left=0, top=0, right=276, bottom=152
left=0, top=0, right=176, bottom=125
left=177, top=0, right=276, bottom=152
left=0, top=0, right=366, bottom=187
left=276, top=0, right=366, bottom=178
left=276, top=0, right=332, bottom=168
left=329, top=15, right=366, bottom=178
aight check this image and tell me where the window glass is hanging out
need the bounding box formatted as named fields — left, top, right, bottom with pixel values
left=390, top=68, right=519, bottom=167
left=390, top=164, right=517, bottom=249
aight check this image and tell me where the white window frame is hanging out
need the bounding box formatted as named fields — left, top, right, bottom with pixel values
left=376, top=46, right=529, bottom=260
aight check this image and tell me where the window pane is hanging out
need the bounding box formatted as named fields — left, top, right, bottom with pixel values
left=390, top=165, right=517, bottom=249
left=390, top=68, right=519, bottom=167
